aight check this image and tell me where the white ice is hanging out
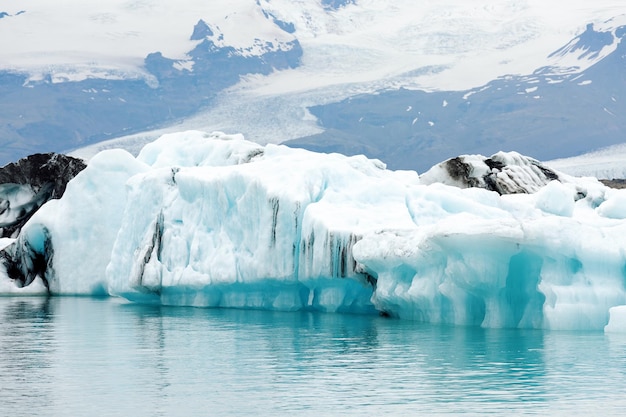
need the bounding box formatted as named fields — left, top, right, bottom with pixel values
left=5, top=131, right=626, bottom=331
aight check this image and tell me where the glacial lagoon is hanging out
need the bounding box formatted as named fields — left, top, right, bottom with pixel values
left=1, top=296, right=625, bottom=417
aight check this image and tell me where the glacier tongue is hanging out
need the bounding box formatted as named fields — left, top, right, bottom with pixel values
left=3, top=130, right=626, bottom=331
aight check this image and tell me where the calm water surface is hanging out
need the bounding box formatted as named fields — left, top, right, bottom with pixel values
left=1, top=297, right=625, bottom=417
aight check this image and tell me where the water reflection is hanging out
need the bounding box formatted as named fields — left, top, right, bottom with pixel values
left=0, top=298, right=625, bottom=416
left=0, top=297, right=56, bottom=413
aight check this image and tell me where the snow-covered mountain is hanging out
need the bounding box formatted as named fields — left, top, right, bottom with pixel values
left=3, top=131, right=626, bottom=332
left=285, top=15, right=626, bottom=171
left=0, top=0, right=303, bottom=164
left=1, top=1, right=626, bottom=172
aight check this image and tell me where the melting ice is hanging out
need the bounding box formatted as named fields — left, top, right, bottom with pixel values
left=2, top=131, right=626, bottom=332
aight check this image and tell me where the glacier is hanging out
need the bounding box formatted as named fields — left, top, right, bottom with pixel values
left=2, top=131, right=626, bottom=332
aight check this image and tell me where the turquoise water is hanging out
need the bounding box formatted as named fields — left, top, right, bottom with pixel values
left=1, top=297, right=625, bottom=417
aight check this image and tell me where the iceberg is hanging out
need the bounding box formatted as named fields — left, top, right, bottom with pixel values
left=2, top=131, right=626, bottom=331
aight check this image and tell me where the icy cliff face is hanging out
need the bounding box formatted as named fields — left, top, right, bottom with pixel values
left=106, top=132, right=411, bottom=313
left=2, top=131, right=626, bottom=331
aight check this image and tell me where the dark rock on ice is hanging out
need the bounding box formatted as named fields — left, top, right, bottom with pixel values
left=420, top=151, right=561, bottom=194
left=1, top=224, right=54, bottom=291
left=0, top=153, right=86, bottom=238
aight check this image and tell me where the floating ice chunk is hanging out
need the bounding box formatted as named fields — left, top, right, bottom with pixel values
left=105, top=132, right=412, bottom=312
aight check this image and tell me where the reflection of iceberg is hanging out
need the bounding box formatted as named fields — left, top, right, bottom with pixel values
left=0, top=296, right=56, bottom=411
left=2, top=131, right=626, bottom=331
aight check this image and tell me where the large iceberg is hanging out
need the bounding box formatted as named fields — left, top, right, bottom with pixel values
left=2, top=131, right=626, bottom=331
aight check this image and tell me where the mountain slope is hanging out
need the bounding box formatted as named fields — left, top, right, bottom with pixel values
left=1, top=1, right=626, bottom=170
left=286, top=20, right=626, bottom=171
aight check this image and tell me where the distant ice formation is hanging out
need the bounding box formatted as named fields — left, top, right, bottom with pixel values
left=420, top=152, right=561, bottom=194
left=2, top=131, right=626, bottom=332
